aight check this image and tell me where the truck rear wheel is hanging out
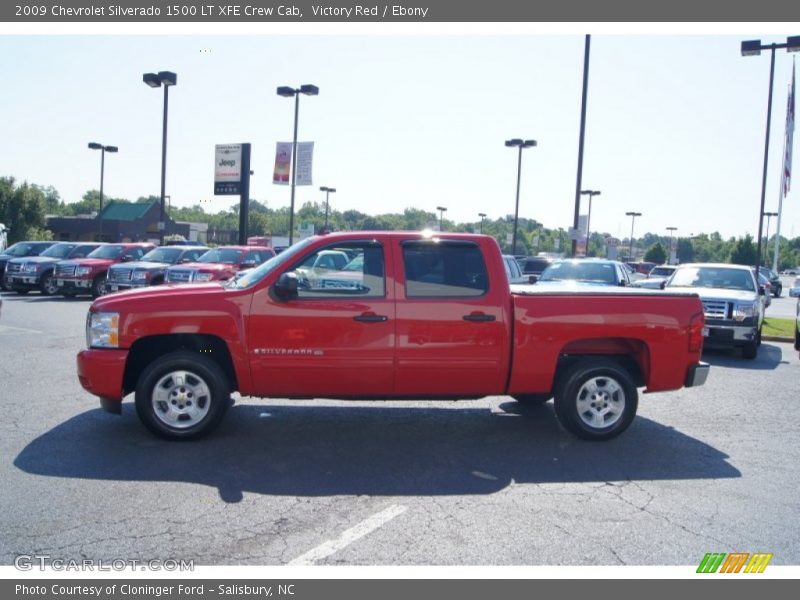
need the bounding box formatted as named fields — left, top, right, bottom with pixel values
left=135, top=350, right=230, bottom=440
left=553, top=358, right=638, bottom=441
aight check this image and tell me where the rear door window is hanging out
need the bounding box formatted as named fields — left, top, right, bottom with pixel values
left=403, top=242, right=489, bottom=298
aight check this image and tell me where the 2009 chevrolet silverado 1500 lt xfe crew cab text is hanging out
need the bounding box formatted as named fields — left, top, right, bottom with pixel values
left=77, top=232, right=709, bottom=441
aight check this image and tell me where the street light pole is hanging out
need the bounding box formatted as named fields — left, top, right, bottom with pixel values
left=143, top=71, right=177, bottom=246
left=277, top=84, right=319, bottom=246
left=740, top=36, right=800, bottom=279
left=478, top=212, right=486, bottom=234
left=436, top=206, right=447, bottom=232
left=763, top=211, right=778, bottom=266
left=88, top=143, right=118, bottom=242
left=320, top=186, right=336, bottom=232
left=505, top=138, right=537, bottom=256
left=625, top=211, right=642, bottom=261
left=666, top=226, right=678, bottom=264
left=580, top=189, right=601, bottom=255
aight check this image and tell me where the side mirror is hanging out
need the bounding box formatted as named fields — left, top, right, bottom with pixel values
left=660, top=281, right=667, bottom=290
left=528, top=275, right=538, bottom=284
left=758, top=286, right=766, bottom=296
left=273, top=272, right=299, bottom=300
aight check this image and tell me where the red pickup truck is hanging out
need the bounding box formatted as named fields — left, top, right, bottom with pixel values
left=77, top=232, right=709, bottom=441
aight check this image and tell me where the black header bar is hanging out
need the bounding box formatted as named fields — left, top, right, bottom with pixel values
left=3, top=0, right=800, bottom=22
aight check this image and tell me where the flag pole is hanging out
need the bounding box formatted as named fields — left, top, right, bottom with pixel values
left=774, top=58, right=796, bottom=273
left=772, top=118, right=787, bottom=272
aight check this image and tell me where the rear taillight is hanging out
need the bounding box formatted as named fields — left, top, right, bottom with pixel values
left=688, top=312, right=704, bottom=353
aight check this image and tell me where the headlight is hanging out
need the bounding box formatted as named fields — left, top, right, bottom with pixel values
left=195, top=272, right=213, bottom=281
left=86, top=312, right=119, bottom=348
left=734, top=302, right=757, bottom=321
left=132, top=270, right=149, bottom=281
left=76, top=266, right=92, bottom=276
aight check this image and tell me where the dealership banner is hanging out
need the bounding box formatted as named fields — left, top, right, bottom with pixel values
left=214, top=143, right=243, bottom=195
left=295, top=142, right=314, bottom=186
left=273, top=142, right=292, bottom=185
left=3, top=0, right=800, bottom=22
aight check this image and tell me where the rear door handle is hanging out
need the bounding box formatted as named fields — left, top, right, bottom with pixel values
left=462, top=313, right=496, bottom=322
left=353, top=313, right=389, bottom=323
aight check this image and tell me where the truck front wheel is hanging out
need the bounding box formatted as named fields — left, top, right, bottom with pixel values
left=135, top=351, right=230, bottom=440
left=553, top=358, right=638, bottom=441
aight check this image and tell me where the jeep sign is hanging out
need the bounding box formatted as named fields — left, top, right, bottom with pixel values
left=214, top=144, right=243, bottom=195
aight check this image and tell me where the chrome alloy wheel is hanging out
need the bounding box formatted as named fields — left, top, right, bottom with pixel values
left=151, top=370, right=212, bottom=429
left=575, top=376, right=626, bottom=430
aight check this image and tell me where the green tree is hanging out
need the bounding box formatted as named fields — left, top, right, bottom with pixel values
left=0, top=178, right=48, bottom=243
left=644, top=242, right=667, bottom=264
left=729, top=234, right=756, bottom=266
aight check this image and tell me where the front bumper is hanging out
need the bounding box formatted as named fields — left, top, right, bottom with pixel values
left=107, top=281, right=148, bottom=292
left=56, top=277, right=93, bottom=290
left=9, top=274, right=42, bottom=289
left=702, top=321, right=758, bottom=349
left=77, top=348, right=129, bottom=412
left=685, top=362, right=710, bottom=387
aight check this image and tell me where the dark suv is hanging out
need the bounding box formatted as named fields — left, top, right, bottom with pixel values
left=1, top=241, right=56, bottom=291
left=519, top=256, right=554, bottom=279
left=106, top=246, right=208, bottom=292
left=7, top=242, right=102, bottom=295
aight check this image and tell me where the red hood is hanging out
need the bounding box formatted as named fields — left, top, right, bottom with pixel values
left=61, top=257, right=116, bottom=268
left=174, top=262, right=234, bottom=273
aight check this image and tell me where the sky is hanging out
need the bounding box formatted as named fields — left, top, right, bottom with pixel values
left=0, top=29, right=798, bottom=242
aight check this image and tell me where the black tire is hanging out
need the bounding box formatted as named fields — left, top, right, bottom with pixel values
left=0, top=273, right=9, bottom=291
left=741, top=340, right=758, bottom=360
left=91, top=274, right=107, bottom=298
left=773, top=284, right=781, bottom=298
left=553, top=358, right=638, bottom=441
left=135, top=350, right=231, bottom=440
left=40, top=272, right=57, bottom=296
left=512, top=394, right=551, bottom=406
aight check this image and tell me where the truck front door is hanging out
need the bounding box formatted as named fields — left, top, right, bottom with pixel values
left=248, top=240, right=395, bottom=398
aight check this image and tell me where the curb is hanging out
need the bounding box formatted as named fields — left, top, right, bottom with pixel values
left=763, top=335, right=794, bottom=343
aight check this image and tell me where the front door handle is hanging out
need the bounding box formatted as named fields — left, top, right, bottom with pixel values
left=462, top=313, right=496, bottom=322
left=354, top=313, right=389, bottom=323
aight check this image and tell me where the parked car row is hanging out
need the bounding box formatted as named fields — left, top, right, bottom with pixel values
left=0, top=240, right=275, bottom=298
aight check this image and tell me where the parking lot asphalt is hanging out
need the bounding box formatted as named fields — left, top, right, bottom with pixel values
left=0, top=289, right=798, bottom=566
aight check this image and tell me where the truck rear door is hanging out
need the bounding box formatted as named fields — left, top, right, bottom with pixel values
left=392, top=238, right=510, bottom=396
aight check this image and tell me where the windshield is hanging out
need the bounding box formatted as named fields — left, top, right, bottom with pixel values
left=88, top=245, right=126, bottom=259
left=650, top=267, right=674, bottom=277
left=40, top=243, right=77, bottom=258
left=539, top=261, right=618, bottom=285
left=668, top=266, right=755, bottom=291
left=198, top=249, right=244, bottom=264
left=227, top=238, right=315, bottom=289
left=141, top=248, right=183, bottom=263
left=5, top=243, right=36, bottom=256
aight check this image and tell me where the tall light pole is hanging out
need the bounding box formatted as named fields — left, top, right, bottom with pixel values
left=88, top=142, right=118, bottom=242
left=740, top=36, right=800, bottom=279
left=277, top=84, right=319, bottom=246
left=436, top=206, right=447, bottom=232
left=580, top=189, right=601, bottom=255
left=666, top=226, right=678, bottom=264
left=143, top=70, right=177, bottom=246
left=505, top=138, right=537, bottom=256
left=625, top=211, right=642, bottom=261
left=572, top=34, right=592, bottom=258
left=478, top=212, right=487, bottom=234
left=763, top=211, right=778, bottom=266
left=320, top=186, right=336, bottom=232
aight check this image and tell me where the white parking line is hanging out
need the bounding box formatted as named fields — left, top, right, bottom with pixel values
left=0, top=324, right=43, bottom=335
left=288, top=504, right=408, bottom=565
